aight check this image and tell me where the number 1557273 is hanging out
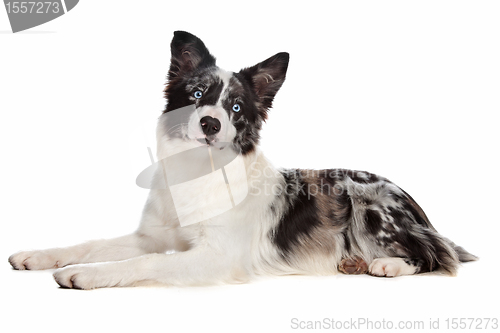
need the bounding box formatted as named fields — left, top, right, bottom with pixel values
left=5, top=2, right=61, bottom=14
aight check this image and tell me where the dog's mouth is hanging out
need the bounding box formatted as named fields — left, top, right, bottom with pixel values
left=196, top=137, right=229, bottom=150
left=196, top=136, right=215, bottom=146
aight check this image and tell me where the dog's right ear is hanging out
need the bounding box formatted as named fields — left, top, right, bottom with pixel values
left=169, top=31, right=216, bottom=79
left=239, top=52, right=289, bottom=113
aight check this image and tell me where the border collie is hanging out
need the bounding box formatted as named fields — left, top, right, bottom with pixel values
left=9, top=31, right=477, bottom=289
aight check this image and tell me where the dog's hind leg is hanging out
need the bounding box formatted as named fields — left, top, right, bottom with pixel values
left=368, top=257, right=419, bottom=277
left=338, top=256, right=368, bottom=275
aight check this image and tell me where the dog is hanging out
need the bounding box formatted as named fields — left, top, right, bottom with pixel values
left=8, top=31, right=477, bottom=289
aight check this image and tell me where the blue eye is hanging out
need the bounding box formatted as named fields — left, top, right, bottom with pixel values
left=232, top=104, right=241, bottom=112
left=194, top=91, right=203, bottom=99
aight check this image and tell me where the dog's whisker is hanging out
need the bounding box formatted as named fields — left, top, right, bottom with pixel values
left=165, top=123, right=187, bottom=135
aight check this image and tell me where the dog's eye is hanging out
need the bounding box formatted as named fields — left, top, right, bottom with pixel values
left=194, top=91, right=203, bottom=99
left=232, top=104, right=241, bottom=112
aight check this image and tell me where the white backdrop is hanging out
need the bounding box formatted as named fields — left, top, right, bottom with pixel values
left=1, top=1, right=499, bottom=332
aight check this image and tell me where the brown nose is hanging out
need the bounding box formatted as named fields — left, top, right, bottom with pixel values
left=200, top=116, right=221, bottom=136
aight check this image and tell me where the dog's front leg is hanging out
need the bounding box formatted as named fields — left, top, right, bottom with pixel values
left=53, top=247, right=244, bottom=289
left=8, top=232, right=168, bottom=270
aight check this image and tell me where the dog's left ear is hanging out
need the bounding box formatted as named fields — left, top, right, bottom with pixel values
left=239, top=52, right=289, bottom=111
left=169, top=31, right=216, bottom=79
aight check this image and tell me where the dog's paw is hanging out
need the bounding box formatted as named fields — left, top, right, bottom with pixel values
left=53, top=264, right=122, bottom=290
left=8, top=250, right=62, bottom=270
left=338, top=256, right=368, bottom=275
left=368, top=258, right=417, bottom=277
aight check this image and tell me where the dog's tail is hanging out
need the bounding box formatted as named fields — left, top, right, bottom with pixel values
left=453, top=243, right=479, bottom=263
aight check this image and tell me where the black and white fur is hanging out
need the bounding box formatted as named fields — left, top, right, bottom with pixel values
left=9, top=31, right=477, bottom=289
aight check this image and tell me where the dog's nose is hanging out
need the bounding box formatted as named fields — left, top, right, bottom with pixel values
left=200, top=116, right=221, bottom=136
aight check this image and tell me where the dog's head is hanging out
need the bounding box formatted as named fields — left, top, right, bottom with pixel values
left=162, top=31, right=289, bottom=155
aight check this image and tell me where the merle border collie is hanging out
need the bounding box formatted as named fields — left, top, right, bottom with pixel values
left=9, top=31, right=477, bottom=289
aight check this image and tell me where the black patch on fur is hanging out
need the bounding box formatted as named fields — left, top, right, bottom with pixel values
left=342, top=230, right=352, bottom=253
left=387, top=206, right=406, bottom=225
left=403, top=258, right=424, bottom=273
left=272, top=171, right=321, bottom=257
left=198, top=79, right=224, bottom=107
left=364, top=209, right=383, bottom=235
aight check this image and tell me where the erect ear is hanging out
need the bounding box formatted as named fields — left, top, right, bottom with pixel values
left=169, top=31, right=216, bottom=79
left=239, top=52, right=289, bottom=111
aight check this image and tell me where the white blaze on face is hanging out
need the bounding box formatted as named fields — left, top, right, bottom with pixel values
left=187, top=68, right=237, bottom=144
